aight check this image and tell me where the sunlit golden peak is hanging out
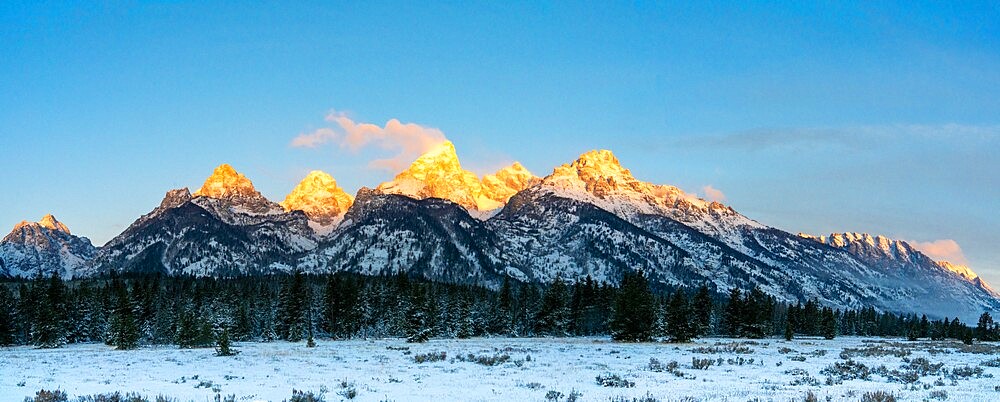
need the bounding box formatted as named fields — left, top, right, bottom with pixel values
left=193, top=163, right=257, bottom=199
left=9, top=214, right=72, bottom=234
left=281, top=170, right=354, bottom=225
left=376, top=141, right=536, bottom=213
left=38, top=214, right=71, bottom=234
left=576, top=149, right=620, bottom=165
left=937, top=260, right=980, bottom=281
left=422, top=140, right=457, bottom=158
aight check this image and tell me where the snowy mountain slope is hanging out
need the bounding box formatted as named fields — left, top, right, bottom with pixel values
left=489, top=185, right=884, bottom=309
left=0, top=214, right=97, bottom=278
left=85, top=165, right=317, bottom=277
left=304, top=188, right=510, bottom=287
left=800, top=232, right=1000, bottom=319
left=490, top=189, right=714, bottom=287
left=508, top=149, right=1000, bottom=318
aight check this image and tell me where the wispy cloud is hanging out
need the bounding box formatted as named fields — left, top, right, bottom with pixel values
left=701, top=185, right=726, bottom=202
left=291, top=110, right=447, bottom=172
left=290, top=127, right=337, bottom=148
left=908, top=238, right=969, bottom=265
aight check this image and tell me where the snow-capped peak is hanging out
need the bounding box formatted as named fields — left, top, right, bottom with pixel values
left=37, top=214, right=71, bottom=234
left=536, top=149, right=760, bottom=234
left=281, top=170, right=354, bottom=226
left=1, top=214, right=95, bottom=278
left=375, top=140, right=536, bottom=214
left=542, top=149, right=644, bottom=196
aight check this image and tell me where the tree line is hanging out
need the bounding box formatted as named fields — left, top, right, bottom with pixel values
left=0, top=270, right=996, bottom=350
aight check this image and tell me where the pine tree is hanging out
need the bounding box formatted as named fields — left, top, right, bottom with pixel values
left=919, top=315, right=930, bottom=339
left=535, top=277, right=570, bottom=336
left=492, top=276, right=514, bottom=336
left=976, top=312, right=995, bottom=341
left=32, top=273, right=68, bottom=348
left=176, top=306, right=213, bottom=348
left=949, top=317, right=963, bottom=340
left=665, top=289, right=694, bottom=343
left=107, top=280, right=139, bottom=350
left=820, top=307, right=836, bottom=340
left=691, top=285, right=713, bottom=337
left=278, top=271, right=309, bottom=342
left=741, top=287, right=771, bottom=339
left=306, top=299, right=316, bottom=348
left=610, top=271, right=655, bottom=342
left=906, top=320, right=919, bottom=341
left=575, top=276, right=605, bottom=336
left=322, top=275, right=360, bottom=339
left=0, top=286, right=16, bottom=346
left=405, top=287, right=431, bottom=342
left=455, top=296, right=474, bottom=339
left=215, top=327, right=237, bottom=356
left=784, top=317, right=794, bottom=341
left=722, top=288, right=743, bottom=337
left=802, top=299, right=820, bottom=336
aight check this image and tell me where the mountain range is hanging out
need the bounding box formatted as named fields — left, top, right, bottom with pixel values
left=2, top=141, right=997, bottom=321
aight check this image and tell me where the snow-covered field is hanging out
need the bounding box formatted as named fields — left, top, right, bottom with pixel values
left=2, top=337, right=999, bottom=401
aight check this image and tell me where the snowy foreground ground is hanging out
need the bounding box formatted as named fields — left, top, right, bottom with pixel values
left=2, top=337, right=1000, bottom=402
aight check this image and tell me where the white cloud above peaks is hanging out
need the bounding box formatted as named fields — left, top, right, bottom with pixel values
left=908, top=238, right=969, bottom=266
left=702, top=185, right=726, bottom=202
left=291, top=110, right=447, bottom=172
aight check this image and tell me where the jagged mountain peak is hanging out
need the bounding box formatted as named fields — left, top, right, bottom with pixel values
left=159, top=188, right=193, bottom=210
left=191, top=164, right=281, bottom=216
left=937, top=260, right=981, bottom=282
left=801, top=231, right=994, bottom=285
left=37, top=214, right=71, bottom=234
left=800, top=232, right=893, bottom=249
left=418, top=140, right=459, bottom=163
left=281, top=170, right=354, bottom=226
left=10, top=214, right=72, bottom=237
left=799, top=232, right=919, bottom=260
left=391, top=140, right=465, bottom=181
left=576, top=149, right=625, bottom=168
left=375, top=141, right=535, bottom=214
left=481, top=162, right=540, bottom=207
left=545, top=149, right=638, bottom=196
left=194, top=163, right=258, bottom=199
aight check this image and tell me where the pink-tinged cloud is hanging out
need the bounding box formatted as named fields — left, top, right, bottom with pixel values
left=290, top=127, right=338, bottom=148
left=908, top=239, right=969, bottom=265
left=291, top=110, right=447, bottom=172
left=702, top=185, right=726, bottom=202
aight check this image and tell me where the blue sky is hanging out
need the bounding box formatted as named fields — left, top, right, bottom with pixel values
left=1, top=2, right=998, bottom=285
